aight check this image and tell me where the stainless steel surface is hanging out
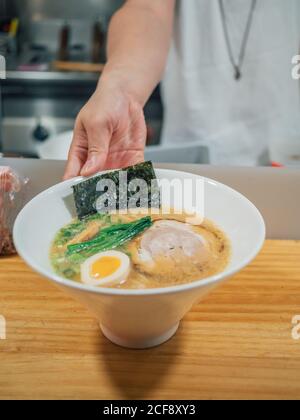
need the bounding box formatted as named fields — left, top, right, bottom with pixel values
left=6, top=71, right=99, bottom=82
left=1, top=158, right=299, bottom=240
left=2, top=117, right=74, bottom=155
left=2, top=43, right=101, bottom=159
left=1, top=71, right=97, bottom=155
left=1, top=82, right=162, bottom=155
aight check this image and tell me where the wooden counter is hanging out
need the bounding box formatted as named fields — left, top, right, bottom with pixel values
left=1, top=240, right=300, bottom=400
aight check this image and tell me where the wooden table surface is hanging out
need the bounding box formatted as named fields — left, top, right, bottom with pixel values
left=1, top=240, right=300, bottom=400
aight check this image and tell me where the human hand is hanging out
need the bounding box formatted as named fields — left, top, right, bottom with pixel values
left=63, top=77, right=147, bottom=180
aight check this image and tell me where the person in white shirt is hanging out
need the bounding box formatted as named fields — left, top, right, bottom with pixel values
left=64, top=0, right=300, bottom=179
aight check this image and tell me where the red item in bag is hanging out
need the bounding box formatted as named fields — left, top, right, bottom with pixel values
left=0, top=166, right=29, bottom=256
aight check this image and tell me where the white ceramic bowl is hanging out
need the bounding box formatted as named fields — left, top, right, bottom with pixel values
left=13, top=169, right=265, bottom=349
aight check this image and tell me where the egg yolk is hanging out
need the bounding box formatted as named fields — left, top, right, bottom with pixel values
left=90, top=256, right=121, bottom=279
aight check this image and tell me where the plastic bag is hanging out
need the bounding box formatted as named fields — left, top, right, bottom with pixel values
left=0, top=166, right=29, bottom=256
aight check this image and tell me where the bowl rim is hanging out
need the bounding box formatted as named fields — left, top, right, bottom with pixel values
left=13, top=168, right=266, bottom=297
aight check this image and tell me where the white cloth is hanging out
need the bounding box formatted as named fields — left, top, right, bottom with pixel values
left=161, top=0, right=300, bottom=165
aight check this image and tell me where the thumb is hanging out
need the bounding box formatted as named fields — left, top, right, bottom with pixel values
left=63, top=123, right=88, bottom=180
left=80, top=119, right=112, bottom=177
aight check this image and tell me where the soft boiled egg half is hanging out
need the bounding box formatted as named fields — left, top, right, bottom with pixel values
left=81, top=250, right=130, bottom=287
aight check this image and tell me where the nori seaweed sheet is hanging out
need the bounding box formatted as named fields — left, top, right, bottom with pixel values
left=72, top=161, right=161, bottom=219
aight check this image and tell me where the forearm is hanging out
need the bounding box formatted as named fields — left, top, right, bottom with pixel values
left=64, top=1, right=175, bottom=178
left=100, top=0, right=175, bottom=106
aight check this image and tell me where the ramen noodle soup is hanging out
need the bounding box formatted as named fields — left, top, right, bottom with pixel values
left=50, top=210, right=231, bottom=289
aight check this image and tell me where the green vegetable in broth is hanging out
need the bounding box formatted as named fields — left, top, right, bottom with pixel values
left=66, top=216, right=153, bottom=264
left=55, top=220, right=86, bottom=246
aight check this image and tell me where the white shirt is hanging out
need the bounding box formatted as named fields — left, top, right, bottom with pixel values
left=161, top=0, right=300, bottom=165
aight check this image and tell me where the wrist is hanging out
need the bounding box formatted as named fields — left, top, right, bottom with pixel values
left=97, top=64, right=152, bottom=107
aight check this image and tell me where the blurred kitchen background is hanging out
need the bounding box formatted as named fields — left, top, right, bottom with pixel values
left=1, top=0, right=299, bottom=166
left=0, top=0, right=171, bottom=160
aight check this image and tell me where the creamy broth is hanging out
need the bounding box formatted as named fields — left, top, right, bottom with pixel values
left=50, top=211, right=231, bottom=289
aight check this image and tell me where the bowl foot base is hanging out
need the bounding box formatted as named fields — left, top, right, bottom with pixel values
left=100, top=323, right=180, bottom=349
